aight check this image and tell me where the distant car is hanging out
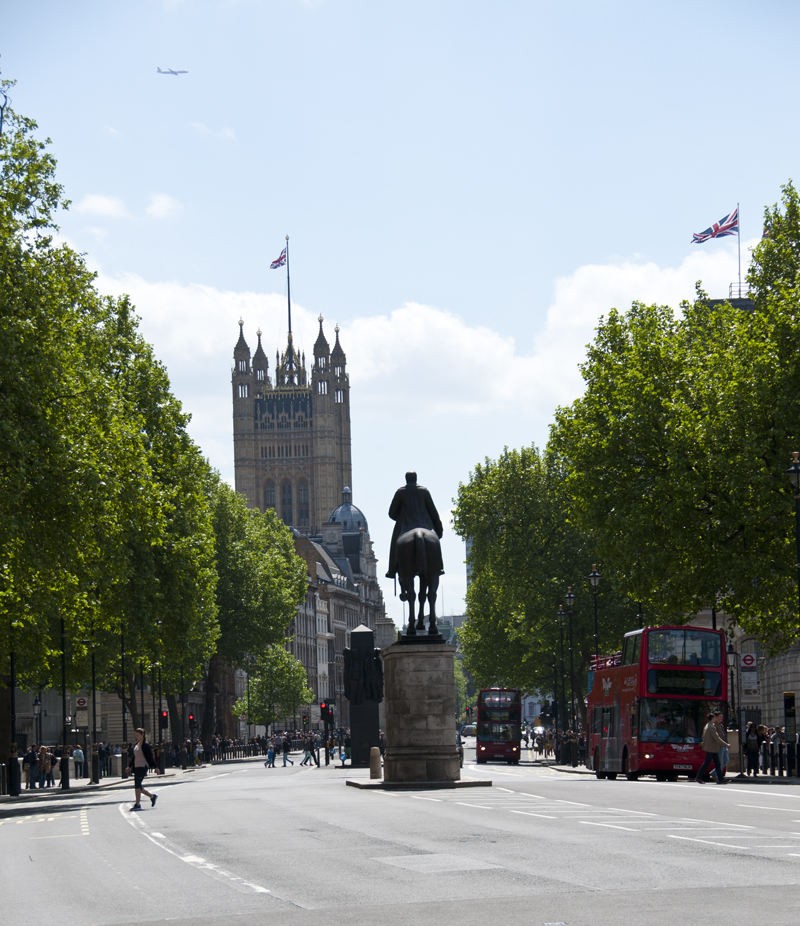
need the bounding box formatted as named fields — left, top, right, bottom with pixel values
left=456, top=732, right=464, bottom=767
left=462, top=724, right=476, bottom=737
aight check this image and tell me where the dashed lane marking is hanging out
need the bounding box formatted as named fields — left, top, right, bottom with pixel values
left=510, top=811, right=557, bottom=819
left=118, top=803, right=271, bottom=896
left=580, top=821, right=640, bottom=832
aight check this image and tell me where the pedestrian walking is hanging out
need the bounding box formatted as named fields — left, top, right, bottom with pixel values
left=129, top=728, right=161, bottom=811
left=265, top=740, right=275, bottom=768
left=695, top=711, right=729, bottom=784
left=282, top=735, right=294, bottom=766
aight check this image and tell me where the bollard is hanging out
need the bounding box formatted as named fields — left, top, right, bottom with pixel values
left=8, top=743, right=20, bottom=797
left=91, top=745, right=100, bottom=784
left=369, top=746, right=382, bottom=779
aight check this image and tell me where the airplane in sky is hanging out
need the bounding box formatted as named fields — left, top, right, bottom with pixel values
left=157, top=67, right=188, bottom=76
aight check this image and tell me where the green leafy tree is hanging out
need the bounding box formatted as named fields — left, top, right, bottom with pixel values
left=232, top=645, right=313, bottom=731
left=453, top=445, right=637, bottom=727
left=202, top=479, right=307, bottom=739
left=550, top=234, right=800, bottom=648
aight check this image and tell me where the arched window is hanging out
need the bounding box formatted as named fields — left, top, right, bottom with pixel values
left=281, top=481, right=293, bottom=526
left=298, top=479, right=310, bottom=529
left=264, top=481, right=276, bottom=511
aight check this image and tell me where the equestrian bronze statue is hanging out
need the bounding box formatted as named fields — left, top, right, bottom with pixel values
left=386, top=472, right=444, bottom=637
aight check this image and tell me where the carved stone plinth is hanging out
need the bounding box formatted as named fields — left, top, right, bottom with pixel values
left=383, top=642, right=460, bottom=784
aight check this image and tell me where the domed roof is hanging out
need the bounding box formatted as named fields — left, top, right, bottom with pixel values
left=327, top=487, right=368, bottom=531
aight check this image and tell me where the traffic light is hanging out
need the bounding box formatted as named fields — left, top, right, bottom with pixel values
left=160, top=709, right=169, bottom=728
left=320, top=701, right=328, bottom=721
left=188, top=713, right=196, bottom=729
left=302, top=713, right=309, bottom=726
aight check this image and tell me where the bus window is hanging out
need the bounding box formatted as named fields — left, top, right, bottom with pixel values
left=631, top=634, right=641, bottom=665
left=602, top=707, right=614, bottom=738
left=647, top=629, right=721, bottom=667
left=639, top=698, right=717, bottom=745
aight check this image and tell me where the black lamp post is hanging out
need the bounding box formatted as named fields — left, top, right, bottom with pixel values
left=565, top=587, right=576, bottom=732
left=786, top=451, right=800, bottom=620
left=588, top=565, right=601, bottom=664
left=33, top=695, right=41, bottom=745
left=727, top=643, right=744, bottom=777
left=60, top=617, right=70, bottom=790
left=556, top=605, right=567, bottom=745
left=552, top=654, right=559, bottom=745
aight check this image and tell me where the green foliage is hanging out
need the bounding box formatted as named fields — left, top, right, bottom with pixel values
left=210, top=479, right=307, bottom=667
left=453, top=446, right=637, bottom=718
left=232, top=645, right=313, bottom=729
left=550, top=184, right=800, bottom=648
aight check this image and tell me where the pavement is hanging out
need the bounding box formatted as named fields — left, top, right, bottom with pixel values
left=4, top=744, right=800, bottom=926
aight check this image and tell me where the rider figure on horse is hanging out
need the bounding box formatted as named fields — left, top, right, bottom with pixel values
left=386, top=472, right=444, bottom=634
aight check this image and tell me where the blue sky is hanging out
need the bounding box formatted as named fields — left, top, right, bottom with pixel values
left=4, top=1, right=798, bottom=624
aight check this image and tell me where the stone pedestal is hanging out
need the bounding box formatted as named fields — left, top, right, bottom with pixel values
left=383, top=642, right=460, bottom=784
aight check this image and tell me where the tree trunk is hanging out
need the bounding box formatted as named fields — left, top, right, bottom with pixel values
left=124, top=670, right=140, bottom=731
left=202, top=654, right=218, bottom=743
left=0, top=677, right=12, bottom=775
left=166, top=693, right=181, bottom=744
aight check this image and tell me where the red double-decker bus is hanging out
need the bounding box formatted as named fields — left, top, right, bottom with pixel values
left=476, top=688, right=522, bottom=764
left=587, top=625, right=727, bottom=781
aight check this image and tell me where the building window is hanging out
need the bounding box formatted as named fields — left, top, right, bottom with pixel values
left=335, top=365, right=342, bottom=377
left=318, top=356, right=326, bottom=370
left=256, top=368, right=265, bottom=381
left=238, top=359, right=247, bottom=372
left=281, top=481, right=292, bottom=526
left=298, top=479, right=309, bottom=529
left=264, top=481, right=276, bottom=511
left=318, top=380, right=328, bottom=395
left=238, top=383, right=248, bottom=398
left=335, top=389, right=344, bottom=403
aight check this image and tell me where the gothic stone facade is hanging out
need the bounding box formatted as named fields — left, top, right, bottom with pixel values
left=232, top=317, right=352, bottom=534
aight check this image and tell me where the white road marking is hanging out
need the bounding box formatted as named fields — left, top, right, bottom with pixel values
left=683, top=817, right=755, bottom=830
left=410, top=796, right=441, bottom=802
left=510, top=811, right=557, bottom=819
left=118, top=803, right=271, bottom=894
left=738, top=804, right=799, bottom=811
left=606, top=807, right=658, bottom=816
left=580, top=821, right=639, bottom=831
left=668, top=835, right=747, bottom=848
left=455, top=802, right=491, bottom=809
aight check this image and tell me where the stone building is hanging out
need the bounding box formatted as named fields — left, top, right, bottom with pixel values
left=232, top=317, right=352, bottom=534
left=231, top=318, right=389, bottom=730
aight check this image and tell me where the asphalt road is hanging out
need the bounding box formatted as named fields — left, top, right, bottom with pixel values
left=3, top=743, right=800, bottom=926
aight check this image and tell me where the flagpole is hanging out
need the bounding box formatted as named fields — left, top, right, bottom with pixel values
left=285, top=234, right=292, bottom=334
left=737, top=202, right=741, bottom=295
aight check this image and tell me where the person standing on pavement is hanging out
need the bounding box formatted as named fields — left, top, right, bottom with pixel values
left=695, top=711, right=729, bottom=784
left=130, top=728, right=161, bottom=810
left=73, top=745, right=85, bottom=779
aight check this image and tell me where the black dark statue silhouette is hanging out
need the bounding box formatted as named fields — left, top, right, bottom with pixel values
left=386, top=472, right=444, bottom=636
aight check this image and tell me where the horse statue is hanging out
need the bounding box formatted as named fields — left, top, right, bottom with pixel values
left=386, top=472, right=444, bottom=637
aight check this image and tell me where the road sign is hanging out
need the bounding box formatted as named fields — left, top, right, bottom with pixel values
left=76, top=697, right=88, bottom=709
left=741, top=654, right=756, bottom=668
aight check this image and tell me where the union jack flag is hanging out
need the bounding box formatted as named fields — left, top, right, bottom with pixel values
left=270, top=246, right=287, bottom=269
left=692, top=207, right=739, bottom=244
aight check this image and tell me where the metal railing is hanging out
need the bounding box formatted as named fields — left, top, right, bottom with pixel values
left=729, top=282, right=751, bottom=299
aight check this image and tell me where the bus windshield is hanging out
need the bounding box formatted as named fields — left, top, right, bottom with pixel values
left=647, top=629, right=721, bottom=667
left=477, top=723, right=521, bottom=742
left=639, top=698, right=722, bottom=744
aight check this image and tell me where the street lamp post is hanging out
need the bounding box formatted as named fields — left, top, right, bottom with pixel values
left=552, top=655, right=559, bottom=751
left=786, top=452, right=800, bottom=619
left=727, top=643, right=744, bottom=778
left=565, top=587, right=576, bottom=733
left=33, top=695, right=42, bottom=746
left=556, top=605, right=567, bottom=760
left=588, top=565, right=601, bottom=664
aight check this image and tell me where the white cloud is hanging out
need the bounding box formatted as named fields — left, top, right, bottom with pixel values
left=189, top=121, right=236, bottom=141
left=75, top=194, right=129, bottom=218
left=146, top=193, right=183, bottom=219
left=93, top=240, right=747, bottom=624
left=103, top=125, right=122, bottom=137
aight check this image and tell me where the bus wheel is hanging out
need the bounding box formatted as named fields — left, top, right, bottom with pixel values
left=606, top=772, right=618, bottom=780
left=622, top=750, right=639, bottom=781
left=655, top=772, right=667, bottom=781
left=594, top=750, right=607, bottom=779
